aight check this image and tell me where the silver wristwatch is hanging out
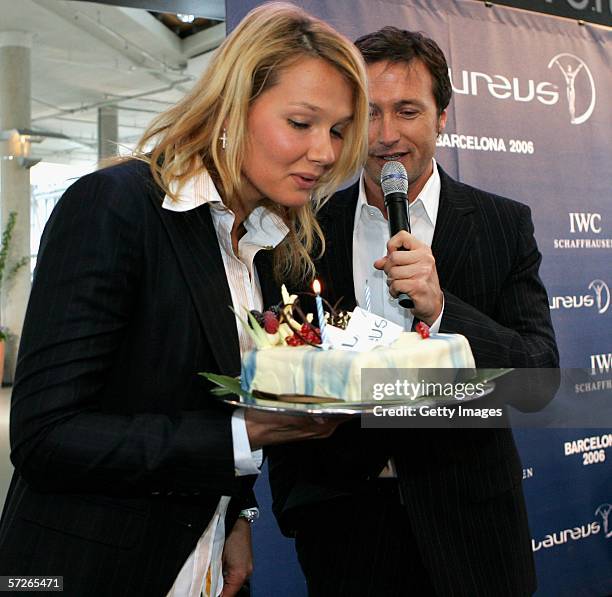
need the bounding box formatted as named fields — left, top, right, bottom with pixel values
left=238, top=507, right=260, bottom=524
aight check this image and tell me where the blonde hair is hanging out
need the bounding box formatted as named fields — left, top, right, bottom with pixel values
left=136, top=2, right=368, bottom=284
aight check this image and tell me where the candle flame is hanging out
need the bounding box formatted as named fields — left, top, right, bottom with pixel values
left=312, top=279, right=321, bottom=294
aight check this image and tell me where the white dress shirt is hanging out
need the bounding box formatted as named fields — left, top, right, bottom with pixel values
left=163, top=170, right=289, bottom=597
left=353, top=158, right=443, bottom=331
left=353, top=159, right=443, bottom=479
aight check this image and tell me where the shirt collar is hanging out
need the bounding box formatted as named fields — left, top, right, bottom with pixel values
left=162, top=169, right=289, bottom=250
left=161, top=170, right=223, bottom=211
left=357, top=158, right=441, bottom=227
left=356, top=173, right=373, bottom=218
left=241, top=205, right=288, bottom=250
left=416, top=158, right=440, bottom=228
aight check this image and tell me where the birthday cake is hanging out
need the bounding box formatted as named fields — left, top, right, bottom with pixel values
left=237, top=287, right=475, bottom=403
left=242, top=332, right=475, bottom=402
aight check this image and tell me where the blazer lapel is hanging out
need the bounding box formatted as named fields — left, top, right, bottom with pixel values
left=431, top=167, right=476, bottom=290
left=318, top=183, right=359, bottom=309
left=254, top=249, right=282, bottom=309
left=152, top=199, right=241, bottom=376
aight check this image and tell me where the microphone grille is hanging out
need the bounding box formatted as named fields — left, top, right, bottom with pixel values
left=380, top=161, right=408, bottom=196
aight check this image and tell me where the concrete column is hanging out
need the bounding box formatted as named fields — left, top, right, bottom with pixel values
left=0, top=31, right=32, bottom=384
left=97, top=105, right=118, bottom=160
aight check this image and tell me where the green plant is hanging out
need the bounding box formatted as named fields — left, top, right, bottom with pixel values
left=0, top=211, right=30, bottom=340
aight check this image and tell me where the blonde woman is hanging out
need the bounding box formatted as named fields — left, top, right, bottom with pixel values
left=0, top=4, right=367, bottom=596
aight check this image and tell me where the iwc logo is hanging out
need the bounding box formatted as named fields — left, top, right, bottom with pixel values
left=547, top=53, right=596, bottom=125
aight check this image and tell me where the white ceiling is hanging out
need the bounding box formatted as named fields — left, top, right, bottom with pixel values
left=1, top=0, right=226, bottom=165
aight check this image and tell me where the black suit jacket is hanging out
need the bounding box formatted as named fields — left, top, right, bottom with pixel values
left=268, top=167, right=558, bottom=596
left=0, top=160, right=279, bottom=596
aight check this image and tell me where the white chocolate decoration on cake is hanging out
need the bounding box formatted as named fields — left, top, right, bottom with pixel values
left=241, top=331, right=475, bottom=402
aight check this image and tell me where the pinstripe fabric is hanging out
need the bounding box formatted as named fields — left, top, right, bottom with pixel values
left=268, top=166, right=559, bottom=597
left=162, top=172, right=288, bottom=356
left=295, top=485, right=436, bottom=596
left=0, top=160, right=271, bottom=596
left=161, top=170, right=287, bottom=597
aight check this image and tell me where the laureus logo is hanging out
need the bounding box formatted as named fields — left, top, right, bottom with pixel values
left=547, top=53, right=596, bottom=125
left=588, top=279, right=610, bottom=314
left=595, top=504, right=612, bottom=539
left=549, top=279, right=609, bottom=314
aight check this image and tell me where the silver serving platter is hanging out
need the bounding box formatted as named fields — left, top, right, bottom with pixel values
left=220, top=382, right=495, bottom=416
left=201, top=371, right=509, bottom=417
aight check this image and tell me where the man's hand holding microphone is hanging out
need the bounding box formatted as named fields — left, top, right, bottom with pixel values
left=374, top=161, right=443, bottom=326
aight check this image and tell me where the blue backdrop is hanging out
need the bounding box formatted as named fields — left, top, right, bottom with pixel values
left=226, top=1, right=612, bottom=595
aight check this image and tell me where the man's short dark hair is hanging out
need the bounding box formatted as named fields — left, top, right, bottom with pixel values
left=355, top=27, right=452, bottom=115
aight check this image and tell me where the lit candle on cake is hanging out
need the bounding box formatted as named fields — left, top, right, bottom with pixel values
left=312, top=279, right=330, bottom=349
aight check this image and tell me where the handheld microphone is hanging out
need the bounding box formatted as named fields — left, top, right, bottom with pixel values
left=380, top=161, right=414, bottom=309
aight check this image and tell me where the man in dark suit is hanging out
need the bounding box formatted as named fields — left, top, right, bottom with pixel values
left=268, top=28, right=558, bottom=597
